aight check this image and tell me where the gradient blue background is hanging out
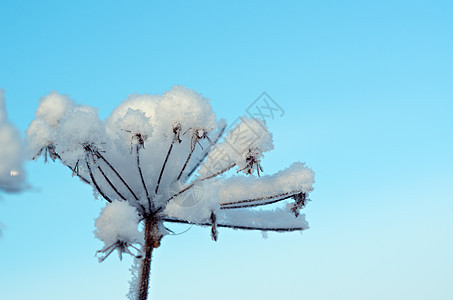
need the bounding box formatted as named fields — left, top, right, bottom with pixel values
left=1, top=1, right=452, bottom=299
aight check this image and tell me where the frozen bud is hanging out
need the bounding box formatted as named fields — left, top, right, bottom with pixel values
left=95, top=200, right=142, bottom=245
left=55, top=105, right=105, bottom=164
left=196, top=129, right=205, bottom=138
left=116, top=108, right=153, bottom=139
left=290, top=193, right=307, bottom=217
left=173, top=122, right=182, bottom=142
left=95, top=200, right=143, bottom=262
left=113, top=108, right=153, bottom=152
left=25, top=119, right=55, bottom=160
left=237, top=148, right=264, bottom=176
left=199, top=117, right=274, bottom=177
left=159, top=85, right=217, bottom=133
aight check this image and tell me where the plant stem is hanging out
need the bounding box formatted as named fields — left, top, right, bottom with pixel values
left=137, top=218, right=155, bottom=300
left=155, top=139, right=175, bottom=194
left=136, top=145, right=152, bottom=212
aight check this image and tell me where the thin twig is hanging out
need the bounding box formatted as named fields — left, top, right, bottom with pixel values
left=93, top=149, right=140, bottom=201
left=85, top=154, right=112, bottom=203
left=97, top=165, right=127, bottom=201
left=220, top=190, right=303, bottom=207
left=97, top=244, right=117, bottom=263
left=202, top=163, right=236, bottom=181
left=155, top=139, right=175, bottom=194
left=137, top=145, right=152, bottom=212
left=66, top=165, right=90, bottom=184
left=43, top=146, right=90, bottom=184
left=176, top=148, right=194, bottom=181
left=220, top=195, right=295, bottom=210
left=290, top=193, right=306, bottom=217
left=166, top=163, right=236, bottom=203
left=186, top=123, right=226, bottom=178
left=210, top=212, right=218, bottom=241
left=163, top=217, right=307, bottom=232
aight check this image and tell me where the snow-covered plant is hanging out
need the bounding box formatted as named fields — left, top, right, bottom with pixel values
left=0, top=89, right=26, bottom=192
left=26, top=86, right=315, bottom=300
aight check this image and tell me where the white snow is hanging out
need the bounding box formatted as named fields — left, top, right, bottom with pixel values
left=0, top=89, right=27, bottom=192
left=198, top=117, right=273, bottom=177
left=25, top=83, right=316, bottom=300
left=95, top=200, right=143, bottom=246
left=35, top=91, right=74, bottom=128
left=26, top=85, right=315, bottom=265
left=56, top=105, right=106, bottom=166
left=218, top=208, right=309, bottom=231
left=219, top=162, right=315, bottom=205
left=25, top=118, right=55, bottom=160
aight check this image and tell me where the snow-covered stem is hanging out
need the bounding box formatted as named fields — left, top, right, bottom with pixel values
left=43, top=146, right=91, bottom=184
left=96, top=165, right=127, bottom=201
left=68, top=161, right=91, bottom=184
left=202, top=163, right=236, bottom=181
left=93, top=148, right=140, bottom=203
left=136, top=145, right=152, bottom=213
left=137, top=218, right=156, bottom=300
left=221, top=196, right=295, bottom=210
left=166, top=163, right=236, bottom=203
left=220, top=191, right=305, bottom=209
left=85, top=154, right=112, bottom=203
left=163, top=217, right=307, bottom=232
left=155, top=138, right=175, bottom=194
left=176, top=147, right=194, bottom=181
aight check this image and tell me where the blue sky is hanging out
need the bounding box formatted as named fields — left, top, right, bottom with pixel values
left=1, top=1, right=452, bottom=299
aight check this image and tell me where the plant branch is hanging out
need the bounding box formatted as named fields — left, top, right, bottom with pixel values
left=186, top=123, right=226, bottom=178
left=162, top=217, right=307, bottom=232
left=220, top=197, right=292, bottom=210
left=137, top=218, right=156, bottom=300
left=166, top=163, right=236, bottom=203
left=66, top=164, right=90, bottom=184
left=96, top=165, right=127, bottom=201
left=136, top=145, right=153, bottom=212
left=155, top=139, right=175, bottom=195
left=220, top=191, right=304, bottom=208
left=202, top=163, right=236, bottom=181
left=85, top=155, right=112, bottom=203
left=176, top=147, right=194, bottom=181
left=93, top=148, right=140, bottom=202
left=42, top=146, right=90, bottom=184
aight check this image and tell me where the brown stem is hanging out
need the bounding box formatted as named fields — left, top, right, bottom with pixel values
left=176, top=147, right=194, bottom=181
left=67, top=165, right=90, bottom=184
left=155, top=139, right=175, bottom=194
left=137, top=218, right=155, bottom=300
left=94, top=149, right=140, bottom=202
left=97, top=166, right=127, bottom=201
left=163, top=217, right=307, bottom=232
left=136, top=145, right=152, bottom=212
left=220, top=190, right=303, bottom=207
left=85, top=156, right=112, bottom=203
